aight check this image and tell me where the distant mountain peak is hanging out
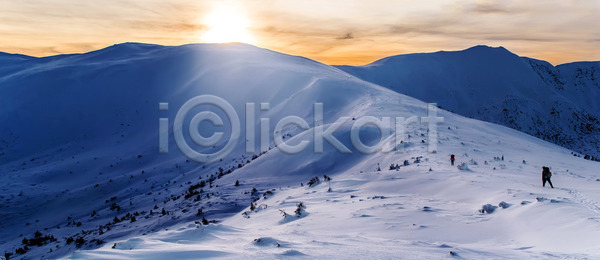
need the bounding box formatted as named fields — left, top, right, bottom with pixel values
left=365, top=45, right=517, bottom=67
left=465, top=44, right=507, bottom=51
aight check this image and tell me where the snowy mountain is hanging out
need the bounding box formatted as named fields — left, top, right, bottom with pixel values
left=336, top=46, right=600, bottom=160
left=1, top=43, right=600, bottom=259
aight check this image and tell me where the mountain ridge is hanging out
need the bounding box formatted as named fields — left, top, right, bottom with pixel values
left=336, top=45, right=600, bottom=159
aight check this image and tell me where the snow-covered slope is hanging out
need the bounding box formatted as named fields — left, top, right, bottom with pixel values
left=0, top=42, right=403, bottom=258
left=74, top=121, right=600, bottom=259
left=1, top=43, right=599, bottom=259
left=336, top=46, right=600, bottom=159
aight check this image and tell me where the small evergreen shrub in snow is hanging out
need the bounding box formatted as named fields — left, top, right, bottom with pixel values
left=22, top=231, right=57, bottom=247
left=15, top=247, right=28, bottom=255
left=498, top=201, right=511, bottom=209
left=457, top=162, right=469, bottom=171
left=279, top=202, right=307, bottom=222
left=479, top=204, right=497, bottom=214
left=75, top=237, right=85, bottom=248
left=295, top=202, right=306, bottom=216
left=307, top=176, right=320, bottom=187
left=262, top=190, right=273, bottom=199
left=389, top=164, right=400, bottom=170
left=109, top=203, right=121, bottom=211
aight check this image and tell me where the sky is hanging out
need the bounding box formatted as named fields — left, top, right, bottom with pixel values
left=0, top=0, right=599, bottom=65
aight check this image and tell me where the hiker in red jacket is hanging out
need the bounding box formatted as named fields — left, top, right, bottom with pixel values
left=542, top=166, right=554, bottom=188
left=450, top=154, right=455, bottom=166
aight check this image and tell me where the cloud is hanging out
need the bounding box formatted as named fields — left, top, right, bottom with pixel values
left=336, top=33, right=353, bottom=40
left=120, top=19, right=206, bottom=33
left=471, top=1, right=510, bottom=14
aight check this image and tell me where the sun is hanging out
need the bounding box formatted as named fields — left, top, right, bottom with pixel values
left=201, top=4, right=256, bottom=44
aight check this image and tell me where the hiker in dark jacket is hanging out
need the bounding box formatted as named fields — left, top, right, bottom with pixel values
left=542, top=166, right=554, bottom=188
left=450, top=154, right=455, bottom=166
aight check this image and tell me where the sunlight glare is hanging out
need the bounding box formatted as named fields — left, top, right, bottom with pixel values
left=202, top=4, right=256, bottom=44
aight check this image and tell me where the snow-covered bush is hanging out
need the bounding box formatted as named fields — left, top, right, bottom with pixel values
left=253, top=237, right=281, bottom=247
left=295, top=202, right=306, bottom=216
left=279, top=209, right=288, bottom=218
left=279, top=202, right=307, bottom=224
left=307, top=176, right=320, bottom=187
left=479, top=204, right=497, bottom=214
left=75, top=237, right=85, bottom=248
left=457, top=162, right=469, bottom=171
left=498, top=201, right=511, bottom=209
left=262, top=190, right=273, bottom=199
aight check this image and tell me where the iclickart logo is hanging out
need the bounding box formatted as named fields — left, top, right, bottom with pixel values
left=159, top=95, right=443, bottom=164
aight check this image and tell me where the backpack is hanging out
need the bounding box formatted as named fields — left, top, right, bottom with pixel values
left=542, top=167, right=552, bottom=178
